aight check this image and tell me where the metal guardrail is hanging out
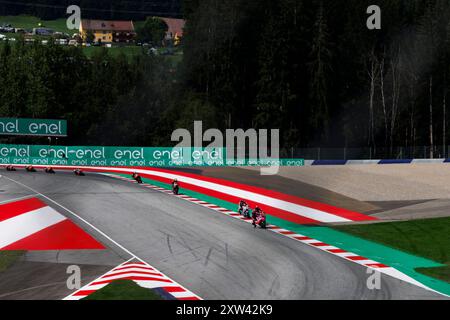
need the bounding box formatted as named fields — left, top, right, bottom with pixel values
left=278, top=146, right=449, bottom=160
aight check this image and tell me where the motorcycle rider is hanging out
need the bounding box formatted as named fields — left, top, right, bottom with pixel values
left=238, top=200, right=250, bottom=217
left=132, top=172, right=142, bottom=183
left=258, top=210, right=267, bottom=228
left=172, top=178, right=179, bottom=194
left=74, top=168, right=84, bottom=176
left=45, top=167, right=55, bottom=174
left=252, top=206, right=266, bottom=228
left=238, top=199, right=247, bottom=211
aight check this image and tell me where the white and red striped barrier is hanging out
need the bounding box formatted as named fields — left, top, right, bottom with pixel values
left=64, top=259, right=201, bottom=300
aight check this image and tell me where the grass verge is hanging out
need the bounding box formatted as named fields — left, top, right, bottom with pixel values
left=81, top=46, right=144, bottom=59
left=82, top=279, right=164, bottom=300
left=417, top=266, right=450, bottom=283
left=0, top=251, right=25, bottom=272
left=333, top=217, right=450, bottom=283
left=0, top=15, right=72, bottom=33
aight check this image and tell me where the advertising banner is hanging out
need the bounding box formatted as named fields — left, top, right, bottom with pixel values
left=0, top=118, right=67, bottom=137
left=0, top=144, right=304, bottom=167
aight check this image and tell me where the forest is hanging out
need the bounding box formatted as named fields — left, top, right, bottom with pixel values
left=0, top=0, right=182, bottom=19
left=1, top=0, right=450, bottom=158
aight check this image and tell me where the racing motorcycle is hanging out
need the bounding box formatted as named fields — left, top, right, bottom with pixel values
left=45, top=167, right=55, bottom=174
left=172, top=181, right=179, bottom=195
left=238, top=203, right=252, bottom=218
left=132, top=172, right=143, bottom=184
left=252, top=209, right=267, bottom=229
left=253, top=214, right=267, bottom=229
left=73, top=168, right=85, bottom=176
left=25, top=165, right=36, bottom=172
left=6, top=165, right=16, bottom=171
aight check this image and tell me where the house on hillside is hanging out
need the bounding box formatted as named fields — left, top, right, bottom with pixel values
left=158, top=17, right=185, bottom=45
left=79, top=20, right=136, bottom=44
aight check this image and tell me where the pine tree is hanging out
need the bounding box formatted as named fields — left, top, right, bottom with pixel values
left=308, top=1, right=332, bottom=140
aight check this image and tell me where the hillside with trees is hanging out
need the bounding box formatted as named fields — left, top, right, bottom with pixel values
left=0, top=0, right=182, bottom=19
left=1, top=0, right=450, bottom=158
left=179, top=0, right=450, bottom=156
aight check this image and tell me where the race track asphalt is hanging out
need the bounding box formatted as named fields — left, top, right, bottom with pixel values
left=0, top=170, right=446, bottom=300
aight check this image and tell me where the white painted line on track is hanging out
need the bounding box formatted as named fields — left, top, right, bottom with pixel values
left=98, top=173, right=450, bottom=298
left=4, top=171, right=448, bottom=299
left=2, top=175, right=138, bottom=260
left=2, top=175, right=202, bottom=300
